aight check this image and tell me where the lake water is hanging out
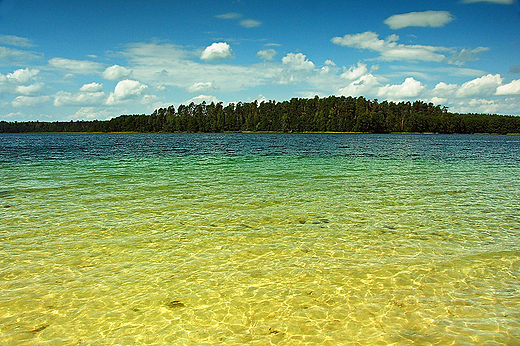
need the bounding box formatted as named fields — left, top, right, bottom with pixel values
left=1, top=133, right=519, bottom=345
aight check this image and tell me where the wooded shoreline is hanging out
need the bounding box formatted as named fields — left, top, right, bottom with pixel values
left=2, top=96, right=519, bottom=134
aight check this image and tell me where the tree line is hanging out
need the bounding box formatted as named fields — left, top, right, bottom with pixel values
left=1, top=96, right=519, bottom=134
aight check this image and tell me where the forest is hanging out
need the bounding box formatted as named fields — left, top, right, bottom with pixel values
left=1, top=96, right=519, bottom=134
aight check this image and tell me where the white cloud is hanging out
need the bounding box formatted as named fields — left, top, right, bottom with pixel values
left=123, top=42, right=276, bottom=93
left=216, top=12, right=261, bottom=28
left=54, top=91, right=106, bottom=107
left=445, top=47, right=489, bottom=66
left=0, top=35, right=34, bottom=47
left=53, top=82, right=106, bottom=107
left=79, top=82, right=103, bottom=93
left=186, top=94, right=220, bottom=105
left=341, top=62, right=369, bottom=80
left=256, top=94, right=268, bottom=103
left=187, top=82, right=218, bottom=93
left=432, top=82, right=459, bottom=97
left=215, top=12, right=241, bottom=19
left=455, top=74, right=502, bottom=98
left=257, top=49, right=277, bottom=61
left=73, top=107, right=114, bottom=120
left=456, top=98, right=500, bottom=114
left=278, top=53, right=316, bottom=84
left=102, top=65, right=132, bottom=80
left=7, top=68, right=40, bottom=84
left=338, top=74, right=381, bottom=97
left=106, top=79, right=148, bottom=105
left=0, top=46, right=41, bottom=63
left=12, top=95, right=50, bottom=107
left=282, top=53, right=315, bottom=70
left=16, top=82, right=45, bottom=95
left=48, top=57, right=104, bottom=74
left=430, top=96, right=448, bottom=105
left=200, top=42, right=234, bottom=62
left=331, top=31, right=447, bottom=62
left=496, top=79, right=520, bottom=95
left=1, top=68, right=40, bottom=95
left=378, top=77, right=425, bottom=99
left=240, top=19, right=262, bottom=28
left=385, top=11, right=454, bottom=29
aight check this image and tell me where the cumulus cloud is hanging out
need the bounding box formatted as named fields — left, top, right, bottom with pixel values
left=341, top=62, right=370, bottom=80
left=200, top=42, right=234, bottom=62
left=12, top=95, right=50, bottom=107
left=186, top=94, right=220, bottom=105
left=496, top=79, right=520, bottom=95
left=331, top=31, right=447, bottom=62
left=48, top=57, right=104, bottom=74
left=257, top=49, right=277, bottom=61
left=378, top=77, right=425, bottom=99
left=282, top=53, right=315, bottom=70
left=455, top=74, right=502, bottom=98
left=7, top=68, right=40, bottom=84
left=79, top=82, right=103, bottom=93
left=430, top=96, right=448, bottom=105
left=16, top=82, right=45, bottom=95
left=338, top=74, right=381, bottom=97
left=0, top=68, right=39, bottom=96
left=1, top=68, right=40, bottom=95
left=54, top=83, right=107, bottom=107
left=432, top=82, right=459, bottom=97
left=277, top=53, right=316, bottom=84
left=385, top=11, right=454, bottom=29
left=106, top=79, right=148, bottom=105
left=102, top=65, right=132, bottom=80
left=122, top=42, right=275, bottom=93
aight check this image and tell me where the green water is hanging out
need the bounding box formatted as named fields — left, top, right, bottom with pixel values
left=1, top=133, right=519, bottom=345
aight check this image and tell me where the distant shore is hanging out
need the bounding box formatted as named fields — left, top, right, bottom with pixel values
left=2, top=96, right=519, bottom=134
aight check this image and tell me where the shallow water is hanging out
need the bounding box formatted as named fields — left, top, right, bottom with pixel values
left=1, top=133, right=519, bottom=345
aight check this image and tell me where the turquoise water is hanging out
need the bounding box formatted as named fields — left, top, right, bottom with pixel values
left=1, top=133, right=519, bottom=345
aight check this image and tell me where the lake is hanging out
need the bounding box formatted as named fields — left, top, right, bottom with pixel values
left=1, top=133, right=519, bottom=345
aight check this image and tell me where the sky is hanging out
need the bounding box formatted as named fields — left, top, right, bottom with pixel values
left=1, top=0, right=520, bottom=122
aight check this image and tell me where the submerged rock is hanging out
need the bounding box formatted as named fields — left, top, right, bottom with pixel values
left=29, top=324, right=49, bottom=334
left=166, top=300, right=185, bottom=309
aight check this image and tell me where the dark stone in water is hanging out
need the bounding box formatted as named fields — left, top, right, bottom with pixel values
left=30, top=324, right=49, bottom=334
left=166, top=300, right=185, bottom=309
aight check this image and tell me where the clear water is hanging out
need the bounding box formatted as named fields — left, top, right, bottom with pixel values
left=1, top=133, right=519, bottom=345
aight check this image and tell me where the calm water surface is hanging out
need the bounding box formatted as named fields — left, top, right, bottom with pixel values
left=1, top=133, right=519, bottom=345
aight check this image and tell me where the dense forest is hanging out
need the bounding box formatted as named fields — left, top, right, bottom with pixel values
left=1, top=96, right=519, bottom=134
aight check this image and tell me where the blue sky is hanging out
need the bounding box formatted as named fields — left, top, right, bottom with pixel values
left=1, top=0, right=519, bottom=121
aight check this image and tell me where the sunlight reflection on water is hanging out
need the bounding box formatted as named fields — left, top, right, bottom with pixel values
left=1, top=133, right=519, bottom=345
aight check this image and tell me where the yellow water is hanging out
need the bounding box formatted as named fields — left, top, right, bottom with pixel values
left=1, top=134, right=519, bottom=345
